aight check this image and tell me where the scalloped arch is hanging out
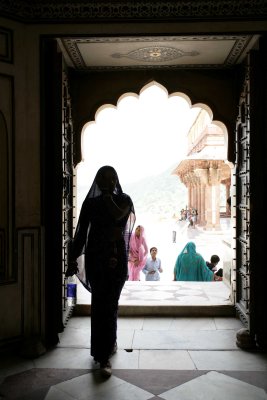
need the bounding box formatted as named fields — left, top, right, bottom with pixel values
left=193, top=103, right=213, bottom=120
left=82, top=82, right=224, bottom=128
left=80, top=81, right=229, bottom=163
left=139, top=81, right=168, bottom=96
left=94, top=103, right=117, bottom=121
left=169, top=92, right=192, bottom=107
left=117, top=92, right=139, bottom=104
left=83, top=82, right=225, bottom=129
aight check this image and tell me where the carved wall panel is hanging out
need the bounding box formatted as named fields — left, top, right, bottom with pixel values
left=62, top=71, right=75, bottom=320
left=0, top=74, right=15, bottom=284
left=235, top=70, right=251, bottom=328
left=17, top=228, right=44, bottom=340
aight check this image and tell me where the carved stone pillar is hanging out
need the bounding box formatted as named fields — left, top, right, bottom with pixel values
left=189, top=172, right=198, bottom=212
left=191, top=173, right=201, bottom=225
left=204, top=184, right=213, bottom=230
left=173, top=159, right=231, bottom=230
left=199, top=183, right=206, bottom=226
left=188, top=171, right=195, bottom=209
left=192, top=185, right=196, bottom=209
left=195, top=168, right=208, bottom=226
left=195, top=184, right=199, bottom=211
left=193, top=186, right=196, bottom=209
left=188, top=184, right=192, bottom=209
left=208, top=164, right=222, bottom=230
left=197, top=182, right=201, bottom=225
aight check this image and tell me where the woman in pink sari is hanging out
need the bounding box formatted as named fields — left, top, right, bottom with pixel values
left=128, top=225, right=148, bottom=281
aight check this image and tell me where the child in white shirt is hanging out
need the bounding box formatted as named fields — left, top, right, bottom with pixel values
left=142, top=247, right=163, bottom=281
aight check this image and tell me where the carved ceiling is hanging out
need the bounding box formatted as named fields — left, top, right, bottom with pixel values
left=0, top=0, right=266, bottom=22
left=59, top=35, right=259, bottom=71
left=0, top=0, right=265, bottom=71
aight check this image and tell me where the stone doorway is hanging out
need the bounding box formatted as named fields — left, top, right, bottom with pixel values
left=73, top=83, right=235, bottom=314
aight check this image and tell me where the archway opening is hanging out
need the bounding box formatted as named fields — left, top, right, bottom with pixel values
left=75, top=81, right=234, bottom=310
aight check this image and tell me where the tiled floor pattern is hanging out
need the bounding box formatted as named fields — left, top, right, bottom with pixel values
left=1, top=316, right=267, bottom=399
left=119, top=281, right=231, bottom=306
left=77, top=281, right=231, bottom=307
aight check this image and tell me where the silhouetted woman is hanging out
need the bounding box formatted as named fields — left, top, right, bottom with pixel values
left=66, top=166, right=135, bottom=377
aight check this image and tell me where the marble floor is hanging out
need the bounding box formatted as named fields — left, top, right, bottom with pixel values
left=78, top=281, right=232, bottom=306
left=1, top=315, right=267, bottom=400
left=76, top=281, right=234, bottom=317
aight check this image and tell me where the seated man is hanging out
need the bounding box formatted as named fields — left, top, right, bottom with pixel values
left=206, top=255, right=223, bottom=280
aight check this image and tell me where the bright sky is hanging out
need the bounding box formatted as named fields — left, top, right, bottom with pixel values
left=77, top=82, right=201, bottom=190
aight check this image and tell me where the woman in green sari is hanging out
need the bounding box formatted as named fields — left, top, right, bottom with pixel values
left=173, top=242, right=214, bottom=281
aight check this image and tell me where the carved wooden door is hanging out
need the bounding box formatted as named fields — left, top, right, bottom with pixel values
left=234, top=54, right=252, bottom=332
left=62, top=71, right=75, bottom=321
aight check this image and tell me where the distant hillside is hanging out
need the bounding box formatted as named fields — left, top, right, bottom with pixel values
left=123, top=164, right=187, bottom=219
left=77, top=164, right=188, bottom=219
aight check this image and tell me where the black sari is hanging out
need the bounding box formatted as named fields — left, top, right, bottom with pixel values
left=70, top=166, right=135, bottom=363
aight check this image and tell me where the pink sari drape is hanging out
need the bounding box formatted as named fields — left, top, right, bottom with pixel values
left=128, top=226, right=148, bottom=281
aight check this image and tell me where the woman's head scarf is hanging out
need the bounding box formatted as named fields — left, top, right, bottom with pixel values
left=130, top=225, right=145, bottom=252
left=176, top=242, right=198, bottom=272
left=180, top=241, right=196, bottom=255
left=85, top=165, right=123, bottom=199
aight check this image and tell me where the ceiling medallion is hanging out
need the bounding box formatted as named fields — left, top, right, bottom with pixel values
left=112, top=46, right=199, bottom=62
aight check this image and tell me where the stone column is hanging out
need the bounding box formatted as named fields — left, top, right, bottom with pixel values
left=197, top=182, right=201, bottom=225
left=200, top=183, right=206, bottom=226
left=195, top=184, right=198, bottom=211
left=208, top=164, right=222, bottom=230
left=188, top=184, right=193, bottom=209
left=204, top=184, right=213, bottom=230
left=187, top=171, right=197, bottom=225
left=174, top=160, right=230, bottom=230
left=192, top=173, right=201, bottom=225
left=195, top=168, right=208, bottom=226
left=192, top=185, right=195, bottom=209
left=190, top=172, right=198, bottom=212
